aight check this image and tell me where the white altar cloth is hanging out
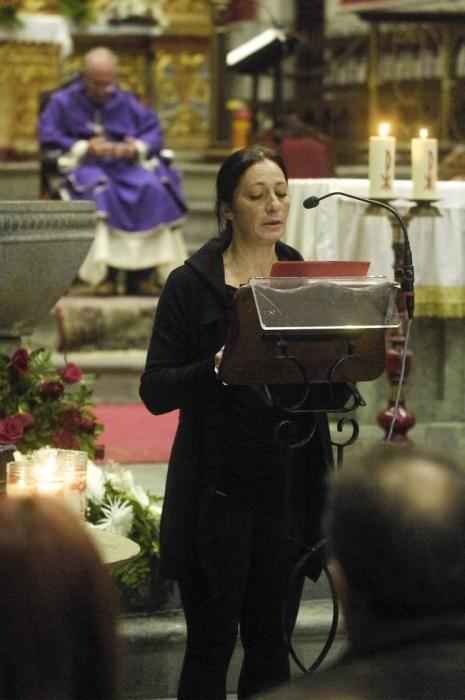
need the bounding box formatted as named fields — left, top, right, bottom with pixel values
left=0, top=14, right=72, bottom=57
left=286, top=179, right=465, bottom=318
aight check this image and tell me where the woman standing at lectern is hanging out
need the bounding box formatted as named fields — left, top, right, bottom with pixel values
left=140, top=145, right=336, bottom=699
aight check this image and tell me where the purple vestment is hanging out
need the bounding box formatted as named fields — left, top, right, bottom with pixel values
left=39, top=79, right=186, bottom=233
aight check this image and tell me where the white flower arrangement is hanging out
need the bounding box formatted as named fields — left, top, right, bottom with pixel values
left=86, top=461, right=164, bottom=609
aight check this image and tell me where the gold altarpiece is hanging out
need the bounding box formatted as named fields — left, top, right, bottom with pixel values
left=0, top=0, right=216, bottom=157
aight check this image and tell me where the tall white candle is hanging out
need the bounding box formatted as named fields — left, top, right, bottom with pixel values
left=369, top=123, right=396, bottom=199
left=411, top=129, right=438, bottom=200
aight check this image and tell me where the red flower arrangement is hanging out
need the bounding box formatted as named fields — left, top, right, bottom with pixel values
left=0, top=347, right=103, bottom=459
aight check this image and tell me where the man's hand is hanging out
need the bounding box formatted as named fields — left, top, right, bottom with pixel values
left=112, top=136, right=138, bottom=159
left=88, top=135, right=114, bottom=158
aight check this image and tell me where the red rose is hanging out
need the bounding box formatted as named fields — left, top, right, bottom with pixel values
left=0, top=416, right=25, bottom=444
left=10, top=348, right=29, bottom=375
left=59, top=362, right=83, bottom=384
left=17, top=411, right=34, bottom=429
left=51, top=429, right=80, bottom=450
left=81, top=417, right=97, bottom=434
left=40, top=380, right=64, bottom=400
left=58, top=408, right=82, bottom=431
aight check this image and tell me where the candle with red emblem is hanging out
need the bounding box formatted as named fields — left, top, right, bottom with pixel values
left=369, top=122, right=396, bottom=199
left=411, top=128, right=437, bottom=200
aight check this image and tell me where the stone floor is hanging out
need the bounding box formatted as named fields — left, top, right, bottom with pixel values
left=121, top=596, right=347, bottom=700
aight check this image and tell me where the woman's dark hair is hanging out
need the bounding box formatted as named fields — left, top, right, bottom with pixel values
left=0, top=496, right=121, bottom=699
left=215, top=144, right=288, bottom=241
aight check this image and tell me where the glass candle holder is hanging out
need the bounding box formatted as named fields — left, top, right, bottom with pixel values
left=6, top=459, right=37, bottom=497
left=57, top=449, right=88, bottom=523
left=33, top=448, right=65, bottom=498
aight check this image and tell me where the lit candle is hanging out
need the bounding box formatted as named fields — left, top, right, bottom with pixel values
left=36, top=478, right=65, bottom=497
left=6, top=460, right=37, bottom=497
left=411, top=128, right=438, bottom=200
left=369, top=122, right=396, bottom=199
left=7, top=479, right=36, bottom=497
left=34, top=449, right=65, bottom=498
left=58, top=450, right=88, bottom=523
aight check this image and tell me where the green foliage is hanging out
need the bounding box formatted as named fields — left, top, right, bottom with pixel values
left=86, top=463, right=165, bottom=609
left=0, top=0, right=21, bottom=28
left=58, top=0, right=94, bottom=23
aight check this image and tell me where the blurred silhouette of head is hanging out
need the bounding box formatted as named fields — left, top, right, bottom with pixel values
left=0, top=495, right=121, bottom=699
left=325, top=446, right=465, bottom=639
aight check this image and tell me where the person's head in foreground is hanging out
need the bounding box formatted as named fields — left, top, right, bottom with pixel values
left=0, top=495, right=121, bottom=699
left=325, top=445, right=465, bottom=641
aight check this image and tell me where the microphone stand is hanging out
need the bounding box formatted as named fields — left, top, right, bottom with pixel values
left=370, top=203, right=416, bottom=444
left=374, top=197, right=440, bottom=444
left=357, top=195, right=416, bottom=444
left=303, top=191, right=414, bottom=320
left=303, top=190, right=416, bottom=444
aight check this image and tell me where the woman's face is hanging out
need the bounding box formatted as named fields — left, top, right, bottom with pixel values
left=224, top=158, right=290, bottom=245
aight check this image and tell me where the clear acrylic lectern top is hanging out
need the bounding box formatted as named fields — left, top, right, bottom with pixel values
left=249, top=276, right=401, bottom=333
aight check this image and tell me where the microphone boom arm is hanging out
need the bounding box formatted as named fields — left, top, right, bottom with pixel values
left=303, top=191, right=414, bottom=319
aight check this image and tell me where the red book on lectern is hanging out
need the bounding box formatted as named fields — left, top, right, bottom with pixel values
left=270, top=260, right=370, bottom=277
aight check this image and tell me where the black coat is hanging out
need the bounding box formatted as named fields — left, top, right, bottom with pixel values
left=140, top=237, right=335, bottom=590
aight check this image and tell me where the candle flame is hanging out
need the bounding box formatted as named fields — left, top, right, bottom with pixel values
left=378, top=122, right=390, bottom=137
left=419, top=128, right=429, bottom=138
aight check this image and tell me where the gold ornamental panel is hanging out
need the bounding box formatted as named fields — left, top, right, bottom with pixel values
left=160, top=0, right=208, bottom=14
left=0, top=42, right=61, bottom=157
left=154, top=42, right=210, bottom=148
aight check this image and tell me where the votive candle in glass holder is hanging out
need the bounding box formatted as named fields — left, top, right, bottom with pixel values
left=57, top=449, right=88, bottom=523
left=6, top=459, right=37, bottom=497
left=33, top=448, right=65, bottom=498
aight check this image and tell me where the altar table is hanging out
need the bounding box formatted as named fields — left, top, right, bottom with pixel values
left=286, top=179, right=465, bottom=317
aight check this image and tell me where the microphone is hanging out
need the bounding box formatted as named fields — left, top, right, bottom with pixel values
left=303, top=191, right=414, bottom=320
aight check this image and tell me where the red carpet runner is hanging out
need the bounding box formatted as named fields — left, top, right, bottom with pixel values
left=93, top=404, right=178, bottom=464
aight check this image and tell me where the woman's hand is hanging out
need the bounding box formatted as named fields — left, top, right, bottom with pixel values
left=214, top=345, right=225, bottom=373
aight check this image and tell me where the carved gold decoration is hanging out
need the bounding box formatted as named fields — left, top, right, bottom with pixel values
left=0, top=41, right=61, bottom=156
left=160, top=0, right=206, bottom=13
left=159, top=0, right=210, bottom=35
left=154, top=47, right=210, bottom=146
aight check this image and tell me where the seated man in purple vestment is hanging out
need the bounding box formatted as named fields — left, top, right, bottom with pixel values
left=39, top=46, right=187, bottom=296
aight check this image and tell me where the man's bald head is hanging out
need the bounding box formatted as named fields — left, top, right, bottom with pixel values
left=82, top=47, right=118, bottom=105
left=325, top=447, right=465, bottom=620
